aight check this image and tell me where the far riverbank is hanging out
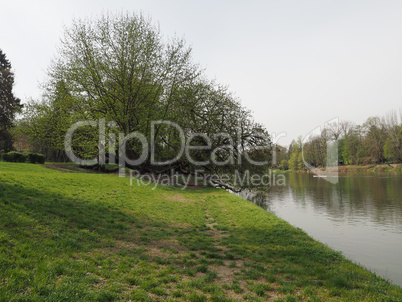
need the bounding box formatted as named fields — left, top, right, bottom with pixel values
left=284, top=163, right=402, bottom=174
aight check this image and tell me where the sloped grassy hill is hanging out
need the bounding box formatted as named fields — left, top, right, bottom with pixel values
left=0, top=162, right=401, bottom=301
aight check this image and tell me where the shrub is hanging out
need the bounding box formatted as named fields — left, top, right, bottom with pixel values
left=27, top=153, right=46, bottom=164
left=2, top=152, right=27, bottom=163
left=1, top=152, right=46, bottom=164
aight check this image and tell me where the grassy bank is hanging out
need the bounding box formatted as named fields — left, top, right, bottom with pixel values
left=337, top=163, right=402, bottom=174
left=0, top=163, right=401, bottom=301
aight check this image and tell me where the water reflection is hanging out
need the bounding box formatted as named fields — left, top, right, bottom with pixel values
left=240, top=173, right=402, bottom=286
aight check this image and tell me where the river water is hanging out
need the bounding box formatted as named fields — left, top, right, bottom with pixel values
left=240, top=172, right=402, bottom=287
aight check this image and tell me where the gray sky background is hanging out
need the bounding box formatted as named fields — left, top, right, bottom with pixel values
left=2, top=0, right=402, bottom=145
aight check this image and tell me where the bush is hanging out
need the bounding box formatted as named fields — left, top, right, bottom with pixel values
left=27, top=153, right=46, bottom=164
left=2, top=152, right=27, bottom=163
left=1, top=152, right=46, bottom=164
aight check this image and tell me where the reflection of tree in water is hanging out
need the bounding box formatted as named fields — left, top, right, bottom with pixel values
left=238, top=174, right=402, bottom=229
left=287, top=173, right=402, bottom=227
left=238, top=190, right=273, bottom=212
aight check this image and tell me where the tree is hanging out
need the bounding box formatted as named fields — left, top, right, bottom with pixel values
left=362, top=117, right=387, bottom=164
left=303, top=135, right=327, bottom=167
left=383, top=110, right=402, bottom=162
left=345, top=126, right=366, bottom=165
left=272, top=144, right=288, bottom=168
left=23, top=12, right=272, bottom=191
left=279, top=159, right=289, bottom=170
left=289, top=138, right=303, bottom=170
left=384, top=127, right=402, bottom=162
left=0, top=49, right=22, bottom=152
left=337, top=120, right=354, bottom=164
left=287, top=111, right=402, bottom=167
left=16, top=82, right=84, bottom=162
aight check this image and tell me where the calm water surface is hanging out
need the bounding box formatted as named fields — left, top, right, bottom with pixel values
left=240, top=173, right=402, bottom=287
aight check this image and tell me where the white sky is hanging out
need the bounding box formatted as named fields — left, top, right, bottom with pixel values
left=2, top=0, right=402, bottom=145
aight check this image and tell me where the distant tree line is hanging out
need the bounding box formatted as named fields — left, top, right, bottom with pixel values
left=275, top=110, right=402, bottom=170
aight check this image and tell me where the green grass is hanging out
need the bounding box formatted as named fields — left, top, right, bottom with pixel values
left=0, top=162, right=401, bottom=301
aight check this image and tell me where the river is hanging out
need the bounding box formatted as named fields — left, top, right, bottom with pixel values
left=240, top=172, right=402, bottom=287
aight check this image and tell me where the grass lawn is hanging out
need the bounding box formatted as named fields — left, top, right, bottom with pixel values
left=0, top=162, right=401, bottom=301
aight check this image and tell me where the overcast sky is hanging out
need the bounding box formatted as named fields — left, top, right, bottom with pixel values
left=2, top=0, right=402, bottom=145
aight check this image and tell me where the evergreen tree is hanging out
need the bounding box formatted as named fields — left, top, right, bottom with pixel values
left=0, top=49, right=22, bottom=152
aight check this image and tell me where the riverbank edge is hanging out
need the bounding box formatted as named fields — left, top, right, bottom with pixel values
left=280, top=163, right=402, bottom=174
left=0, top=162, right=401, bottom=301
